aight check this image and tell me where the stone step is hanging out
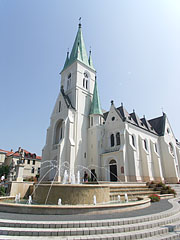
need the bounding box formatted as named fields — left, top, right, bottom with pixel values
left=0, top=204, right=176, bottom=229
left=110, top=191, right=160, bottom=196
left=0, top=226, right=169, bottom=239
left=110, top=187, right=153, bottom=192
left=0, top=207, right=180, bottom=237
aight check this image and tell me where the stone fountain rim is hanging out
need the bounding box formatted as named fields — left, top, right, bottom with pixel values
left=0, top=196, right=150, bottom=209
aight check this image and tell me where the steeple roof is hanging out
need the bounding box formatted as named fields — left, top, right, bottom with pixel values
left=61, top=24, right=95, bottom=72
left=90, top=79, right=103, bottom=115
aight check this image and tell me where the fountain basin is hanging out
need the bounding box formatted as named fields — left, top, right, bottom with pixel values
left=0, top=196, right=150, bottom=215
left=33, top=184, right=110, bottom=205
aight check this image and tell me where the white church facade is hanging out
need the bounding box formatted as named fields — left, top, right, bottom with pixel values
left=40, top=23, right=180, bottom=183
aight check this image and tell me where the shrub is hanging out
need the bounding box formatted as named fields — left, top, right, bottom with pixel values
left=168, top=188, right=177, bottom=197
left=0, top=186, right=5, bottom=196
left=156, top=182, right=165, bottom=188
left=149, top=194, right=160, bottom=202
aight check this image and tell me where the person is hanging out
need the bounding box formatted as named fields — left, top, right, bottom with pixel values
left=83, top=171, right=88, bottom=183
left=1, top=174, right=5, bottom=183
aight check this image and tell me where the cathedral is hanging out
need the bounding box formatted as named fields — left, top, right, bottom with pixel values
left=40, top=23, right=180, bottom=183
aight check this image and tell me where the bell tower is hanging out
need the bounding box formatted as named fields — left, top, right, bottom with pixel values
left=40, top=23, right=97, bottom=182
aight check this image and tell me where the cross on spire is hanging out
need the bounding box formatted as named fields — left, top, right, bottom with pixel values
left=79, top=17, right=82, bottom=27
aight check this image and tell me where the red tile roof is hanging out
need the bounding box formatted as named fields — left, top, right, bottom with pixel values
left=0, top=148, right=41, bottom=160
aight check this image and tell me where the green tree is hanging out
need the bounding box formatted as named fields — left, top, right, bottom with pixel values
left=0, top=165, right=10, bottom=178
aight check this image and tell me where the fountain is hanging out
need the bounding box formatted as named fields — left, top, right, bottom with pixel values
left=125, top=193, right=128, bottom=203
left=93, top=195, right=96, bottom=205
left=62, top=170, right=68, bottom=184
left=58, top=198, right=62, bottom=206
left=0, top=161, right=150, bottom=215
left=28, top=196, right=32, bottom=205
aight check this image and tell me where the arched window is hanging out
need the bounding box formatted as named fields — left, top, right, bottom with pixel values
left=116, top=132, right=120, bottom=145
left=144, top=139, right=148, bottom=151
left=110, top=134, right=115, bottom=147
left=83, top=72, right=89, bottom=89
left=121, top=166, right=124, bottom=174
left=54, top=120, right=63, bottom=144
left=132, top=135, right=135, bottom=147
left=169, top=143, right=174, bottom=156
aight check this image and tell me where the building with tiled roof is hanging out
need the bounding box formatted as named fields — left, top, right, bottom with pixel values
left=0, top=147, right=41, bottom=180
left=40, top=23, right=180, bottom=183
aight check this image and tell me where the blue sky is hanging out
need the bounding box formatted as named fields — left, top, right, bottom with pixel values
left=0, top=0, right=180, bottom=155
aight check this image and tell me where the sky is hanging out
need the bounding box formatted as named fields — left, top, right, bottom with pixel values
left=0, top=0, right=180, bottom=155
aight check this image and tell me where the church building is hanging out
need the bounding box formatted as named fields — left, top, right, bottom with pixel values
left=40, top=23, right=180, bottom=183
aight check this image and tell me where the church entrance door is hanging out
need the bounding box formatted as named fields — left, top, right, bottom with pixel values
left=109, top=160, right=117, bottom=182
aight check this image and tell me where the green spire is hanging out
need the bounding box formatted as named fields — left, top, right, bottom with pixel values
left=62, top=51, right=69, bottom=70
left=61, top=23, right=95, bottom=72
left=88, top=50, right=94, bottom=69
left=90, top=78, right=103, bottom=115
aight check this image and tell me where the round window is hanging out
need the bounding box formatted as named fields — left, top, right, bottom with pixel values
left=112, top=117, right=115, bottom=121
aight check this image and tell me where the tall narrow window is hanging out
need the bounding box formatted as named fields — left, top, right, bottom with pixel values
left=144, top=139, right=148, bottom=151
left=132, top=135, right=135, bottom=147
left=31, top=167, right=35, bottom=174
left=155, top=143, right=158, bottom=153
left=110, top=134, right=115, bottom=147
left=91, top=117, right=93, bottom=127
left=67, top=73, right=71, bottom=90
left=83, top=72, right=88, bottom=89
left=60, top=127, right=63, bottom=140
left=169, top=143, right=174, bottom=156
left=54, top=120, right=63, bottom=144
left=59, top=101, right=61, bottom=112
left=116, top=132, right=120, bottom=146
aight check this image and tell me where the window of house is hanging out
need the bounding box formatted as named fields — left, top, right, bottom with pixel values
left=27, top=159, right=30, bottom=164
left=169, top=143, right=174, bottom=156
left=54, top=120, right=63, bottom=144
left=31, top=167, right=35, bottom=174
left=132, top=135, right=135, bottom=147
left=121, top=166, right=124, bottom=174
left=59, top=101, right=61, bottom=112
left=112, top=117, right=115, bottom=121
left=67, top=73, right=71, bottom=90
left=116, top=132, right=120, bottom=145
left=155, top=143, right=158, bottom=153
left=38, top=168, right=40, bottom=174
left=144, top=139, right=148, bottom=151
left=33, top=160, right=35, bottom=165
left=167, top=128, right=170, bottom=134
left=110, top=134, right=115, bottom=147
left=83, top=72, right=88, bottom=89
left=84, top=152, right=86, bottom=158
left=91, top=117, right=93, bottom=127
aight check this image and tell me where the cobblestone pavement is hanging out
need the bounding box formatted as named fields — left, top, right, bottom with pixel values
left=0, top=199, right=172, bottom=221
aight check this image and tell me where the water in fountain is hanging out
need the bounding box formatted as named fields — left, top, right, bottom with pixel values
left=76, top=170, right=80, bottom=184
left=58, top=198, right=62, bottom=205
left=15, top=194, right=18, bottom=203
left=28, top=196, right=32, bottom=205
left=125, top=193, right=128, bottom=203
left=93, top=195, right=96, bottom=205
left=71, top=172, right=75, bottom=184
left=62, top=170, right=68, bottom=184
